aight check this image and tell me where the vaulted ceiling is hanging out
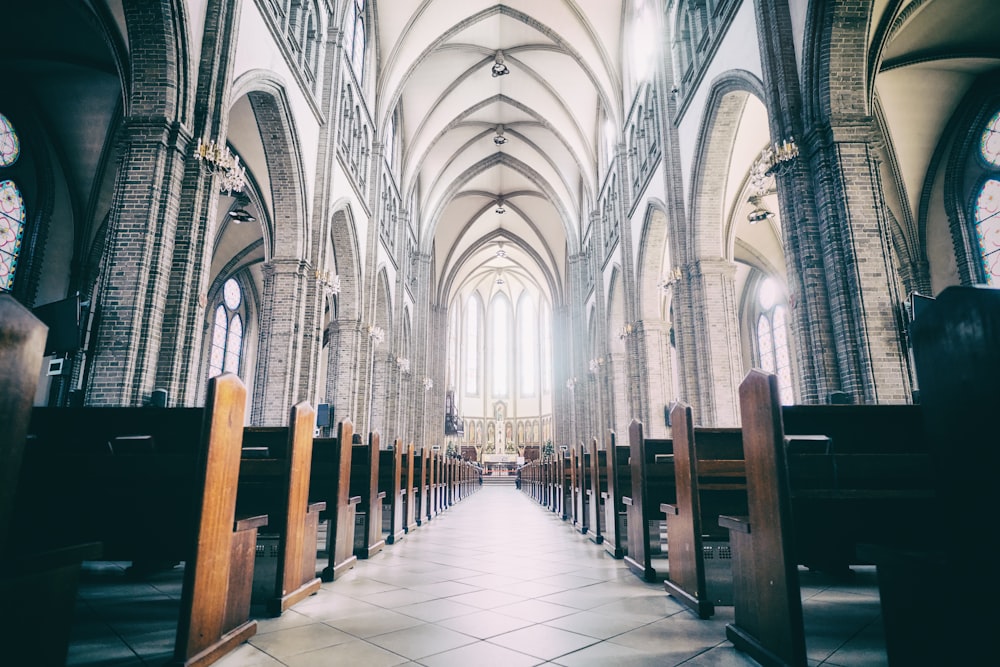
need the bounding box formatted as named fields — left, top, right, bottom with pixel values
left=373, top=1, right=629, bottom=306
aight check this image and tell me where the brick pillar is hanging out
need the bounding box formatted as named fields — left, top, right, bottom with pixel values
left=155, top=0, right=243, bottom=406
left=329, top=320, right=362, bottom=426
left=252, top=259, right=308, bottom=424
left=682, top=258, right=742, bottom=426
left=86, top=118, right=188, bottom=406
left=809, top=122, right=910, bottom=403
left=753, top=0, right=840, bottom=403
left=636, top=319, right=673, bottom=438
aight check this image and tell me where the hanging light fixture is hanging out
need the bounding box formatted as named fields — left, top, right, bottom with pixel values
left=747, top=195, right=775, bottom=225
left=495, top=242, right=506, bottom=258
left=493, top=124, right=507, bottom=146
left=491, top=50, right=509, bottom=77
left=495, top=198, right=506, bottom=215
left=227, top=192, right=255, bottom=224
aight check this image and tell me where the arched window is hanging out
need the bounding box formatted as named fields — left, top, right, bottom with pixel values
left=972, top=109, right=1000, bottom=285
left=755, top=277, right=793, bottom=404
left=518, top=293, right=537, bottom=396
left=465, top=294, right=480, bottom=394
left=209, top=278, right=244, bottom=377
left=343, top=0, right=366, bottom=83
left=384, top=113, right=396, bottom=169
left=0, top=113, right=25, bottom=292
left=541, top=301, right=551, bottom=394
left=491, top=294, right=510, bottom=396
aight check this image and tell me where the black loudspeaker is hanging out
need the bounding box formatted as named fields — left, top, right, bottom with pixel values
left=150, top=389, right=168, bottom=407
left=316, top=403, right=332, bottom=427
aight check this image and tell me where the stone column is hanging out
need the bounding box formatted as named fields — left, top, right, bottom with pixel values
left=808, top=122, right=911, bottom=402
left=679, top=258, right=742, bottom=426
left=252, top=259, right=309, bottom=424
left=86, top=118, right=189, bottom=406
left=156, top=0, right=244, bottom=406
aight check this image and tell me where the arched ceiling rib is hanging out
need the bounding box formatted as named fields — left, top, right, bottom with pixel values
left=375, top=1, right=626, bottom=308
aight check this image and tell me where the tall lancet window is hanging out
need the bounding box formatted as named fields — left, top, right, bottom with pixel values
left=465, top=294, right=481, bottom=395
left=756, top=277, right=793, bottom=404
left=343, top=0, right=367, bottom=82
left=518, top=293, right=537, bottom=396
left=209, top=278, right=244, bottom=377
left=491, top=294, right=510, bottom=396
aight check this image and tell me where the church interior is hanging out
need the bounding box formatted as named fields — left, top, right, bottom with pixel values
left=1, top=0, right=998, bottom=664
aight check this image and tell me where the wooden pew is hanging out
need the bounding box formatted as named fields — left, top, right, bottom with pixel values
left=0, top=295, right=101, bottom=666
left=624, top=420, right=673, bottom=582
left=559, top=449, right=573, bottom=520
left=402, top=443, right=417, bottom=533
left=661, top=402, right=745, bottom=619
left=380, top=438, right=404, bottom=544
left=601, top=432, right=630, bottom=559
left=576, top=442, right=591, bottom=535
left=351, top=430, right=386, bottom=559
left=413, top=446, right=428, bottom=526
left=16, top=373, right=264, bottom=667
left=720, top=369, right=935, bottom=667
left=586, top=437, right=606, bottom=544
left=239, top=402, right=325, bottom=616
left=311, top=419, right=360, bottom=582
left=862, top=285, right=999, bottom=667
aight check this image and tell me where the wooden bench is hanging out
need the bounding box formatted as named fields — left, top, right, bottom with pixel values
left=661, top=402, right=745, bottom=619
left=311, top=419, right=360, bottom=581
left=624, top=420, right=674, bottom=582
left=575, top=442, right=591, bottom=536
left=559, top=449, right=573, bottom=520
left=0, top=295, right=102, bottom=666
left=380, top=438, right=404, bottom=544
left=402, top=443, right=418, bottom=533
left=586, top=437, right=607, bottom=545
left=350, top=430, right=386, bottom=559
left=861, top=285, right=999, bottom=667
left=601, top=432, right=630, bottom=559
left=240, top=403, right=325, bottom=616
left=16, top=373, right=264, bottom=667
left=720, top=369, right=935, bottom=667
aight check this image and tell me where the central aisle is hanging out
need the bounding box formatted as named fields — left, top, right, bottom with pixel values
left=216, top=485, right=757, bottom=666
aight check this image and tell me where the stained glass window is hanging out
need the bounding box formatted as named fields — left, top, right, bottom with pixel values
left=756, top=278, right=794, bottom=404
left=0, top=180, right=25, bottom=292
left=981, top=110, right=1000, bottom=168
left=0, top=114, right=20, bottom=167
left=208, top=278, right=244, bottom=377
left=974, top=178, right=1000, bottom=285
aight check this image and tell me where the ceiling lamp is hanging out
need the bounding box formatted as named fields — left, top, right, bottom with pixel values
left=493, top=124, right=507, bottom=146
left=496, top=242, right=506, bottom=258
left=491, top=50, right=509, bottom=77
left=747, top=195, right=774, bottom=225
left=496, top=273, right=505, bottom=286
left=495, top=199, right=506, bottom=215
left=227, top=192, right=255, bottom=224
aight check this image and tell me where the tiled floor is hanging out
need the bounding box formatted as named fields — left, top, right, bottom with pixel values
left=67, top=484, right=888, bottom=666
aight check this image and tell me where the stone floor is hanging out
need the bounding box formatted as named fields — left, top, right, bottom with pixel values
left=67, top=484, right=888, bottom=666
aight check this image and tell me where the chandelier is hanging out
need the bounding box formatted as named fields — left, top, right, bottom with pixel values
left=196, top=139, right=247, bottom=195
left=315, top=269, right=341, bottom=295
left=760, top=138, right=800, bottom=177
left=493, top=124, right=507, bottom=146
